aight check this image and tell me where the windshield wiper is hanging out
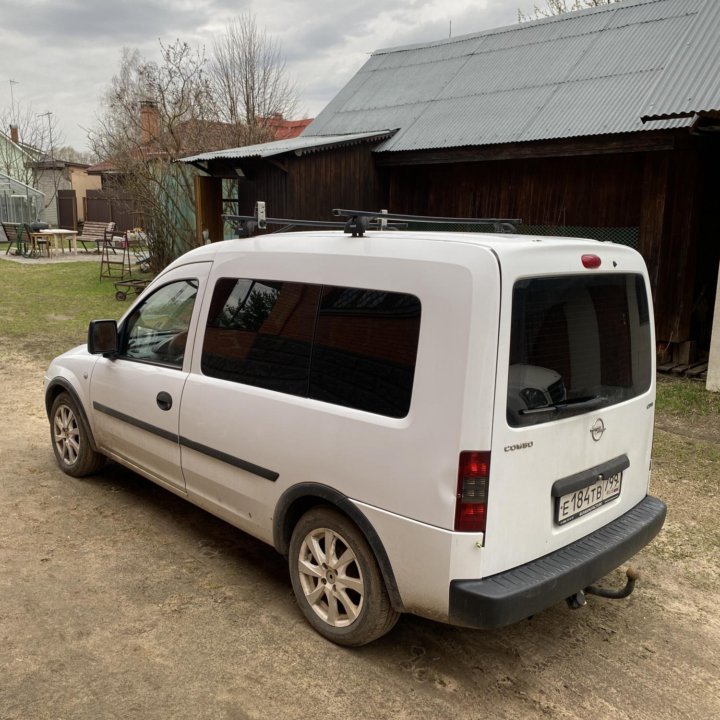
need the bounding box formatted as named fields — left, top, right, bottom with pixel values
left=520, top=396, right=605, bottom=415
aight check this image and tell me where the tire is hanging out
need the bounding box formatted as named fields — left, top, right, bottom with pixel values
left=289, top=507, right=400, bottom=646
left=115, top=291, right=127, bottom=301
left=50, top=392, right=105, bottom=477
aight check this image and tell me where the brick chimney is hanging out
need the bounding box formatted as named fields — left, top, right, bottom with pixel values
left=10, top=125, right=19, bottom=144
left=139, top=101, right=160, bottom=144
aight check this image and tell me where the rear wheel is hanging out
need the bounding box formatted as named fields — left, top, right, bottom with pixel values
left=289, top=507, right=400, bottom=646
left=50, top=392, right=105, bottom=477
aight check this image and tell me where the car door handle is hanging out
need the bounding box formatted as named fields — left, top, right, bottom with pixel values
left=156, top=392, right=173, bottom=411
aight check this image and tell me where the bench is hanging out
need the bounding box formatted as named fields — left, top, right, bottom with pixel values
left=78, top=221, right=117, bottom=253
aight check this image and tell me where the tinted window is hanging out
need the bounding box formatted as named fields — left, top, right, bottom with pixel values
left=202, top=279, right=320, bottom=396
left=201, top=279, right=422, bottom=417
left=310, top=287, right=422, bottom=417
left=121, top=279, right=198, bottom=367
left=507, top=274, right=652, bottom=427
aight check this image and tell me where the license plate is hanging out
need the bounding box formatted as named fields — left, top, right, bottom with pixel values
left=555, top=472, right=622, bottom=525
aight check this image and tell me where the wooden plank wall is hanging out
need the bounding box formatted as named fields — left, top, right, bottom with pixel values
left=385, top=153, right=644, bottom=226
left=385, top=148, right=705, bottom=345
left=235, top=145, right=381, bottom=221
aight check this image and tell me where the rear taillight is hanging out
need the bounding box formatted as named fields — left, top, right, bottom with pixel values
left=455, top=451, right=490, bottom=533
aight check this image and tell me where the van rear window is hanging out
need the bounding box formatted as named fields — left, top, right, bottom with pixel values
left=507, top=274, right=652, bottom=427
left=202, top=279, right=421, bottom=418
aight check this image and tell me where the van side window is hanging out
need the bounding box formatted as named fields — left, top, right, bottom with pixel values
left=121, top=279, right=198, bottom=367
left=201, top=279, right=422, bottom=417
left=202, top=279, right=320, bottom=396
left=310, top=287, right=422, bottom=417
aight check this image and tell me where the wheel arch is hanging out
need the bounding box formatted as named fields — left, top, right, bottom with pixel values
left=274, top=483, right=405, bottom=613
left=45, top=379, right=100, bottom=453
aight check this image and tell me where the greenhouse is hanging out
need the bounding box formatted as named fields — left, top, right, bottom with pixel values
left=0, top=171, right=44, bottom=224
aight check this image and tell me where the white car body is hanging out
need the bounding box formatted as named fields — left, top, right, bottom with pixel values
left=45, top=229, right=666, bottom=638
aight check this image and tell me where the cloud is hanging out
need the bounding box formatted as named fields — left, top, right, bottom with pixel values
left=0, top=0, right=529, bottom=150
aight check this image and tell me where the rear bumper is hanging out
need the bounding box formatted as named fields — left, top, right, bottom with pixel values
left=448, top=495, right=666, bottom=629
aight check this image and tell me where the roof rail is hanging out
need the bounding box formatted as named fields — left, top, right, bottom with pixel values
left=332, top=209, right=521, bottom=236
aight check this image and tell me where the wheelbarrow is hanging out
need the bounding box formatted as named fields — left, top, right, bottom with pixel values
left=114, top=278, right=151, bottom=301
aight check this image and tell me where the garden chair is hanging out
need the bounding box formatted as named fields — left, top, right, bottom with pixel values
left=23, top=223, right=50, bottom=257
left=2, top=222, right=29, bottom=256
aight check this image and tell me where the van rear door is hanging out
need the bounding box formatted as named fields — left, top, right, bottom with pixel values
left=483, top=248, right=655, bottom=578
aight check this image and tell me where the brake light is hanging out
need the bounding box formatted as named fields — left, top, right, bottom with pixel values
left=582, top=254, right=601, bottom=269
left=455, top=451, right=490, bottom=533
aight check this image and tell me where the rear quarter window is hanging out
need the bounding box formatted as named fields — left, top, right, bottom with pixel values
left=201, top=278, right=422, bottom=418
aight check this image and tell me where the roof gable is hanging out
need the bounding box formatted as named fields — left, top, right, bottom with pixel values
left=304, top=0, right=708, bottom=151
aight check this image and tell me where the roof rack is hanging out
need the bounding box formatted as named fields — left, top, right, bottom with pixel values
left=223, top=202, right=521, bottom=238
left=332, top=209, right=521, bottom=236
left=223, top=202, right=407, bottom=237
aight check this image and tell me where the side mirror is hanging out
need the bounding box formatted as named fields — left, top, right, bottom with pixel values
left=88, top=320, right=119, bottom=355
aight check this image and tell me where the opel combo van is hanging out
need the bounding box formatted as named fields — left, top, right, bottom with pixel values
left=45, top=218, right=666, bottom=645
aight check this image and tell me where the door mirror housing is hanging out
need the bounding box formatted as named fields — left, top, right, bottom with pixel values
left=88, top=320, right=119, bottom=355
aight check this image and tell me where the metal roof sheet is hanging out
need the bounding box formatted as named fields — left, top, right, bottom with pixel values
left=304, top=0, right=704, bottom=151
left=640, top=0, right=720, bottom=119
left=180, top=131, right=393, bottom=163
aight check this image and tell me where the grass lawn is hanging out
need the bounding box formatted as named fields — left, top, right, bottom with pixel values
left=656, top=373, right=720, bottom=417
left=0, top=260, right=133, bottom=362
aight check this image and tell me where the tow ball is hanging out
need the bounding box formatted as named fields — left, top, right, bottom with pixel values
left=566, top=567, right=640, bottom=609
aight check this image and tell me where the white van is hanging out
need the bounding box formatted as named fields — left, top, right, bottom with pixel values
left=44, top=211, right=666, bottom=645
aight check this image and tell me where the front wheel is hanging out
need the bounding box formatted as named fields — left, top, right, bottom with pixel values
left=289, top=507, right=400, bottom=646
left=50, top=392, right=105, bottom=477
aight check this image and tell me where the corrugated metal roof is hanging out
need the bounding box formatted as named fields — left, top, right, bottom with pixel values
left=304, top=0, right=704, bottom=151
left=180, top=131, right=393, bottom=163
left=640, top=0, right=720, bottom=119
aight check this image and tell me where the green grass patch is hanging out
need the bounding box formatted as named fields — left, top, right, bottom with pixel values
left=656, top=375, right=720, bottom=417
left=0, top=261, right=133, bottom=362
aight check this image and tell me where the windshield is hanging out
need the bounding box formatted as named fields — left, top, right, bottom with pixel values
left=507, top=273, right=652, bottom=427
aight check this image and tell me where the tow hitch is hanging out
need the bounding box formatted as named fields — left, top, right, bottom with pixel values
left=566, top=567, right=639, bottom=609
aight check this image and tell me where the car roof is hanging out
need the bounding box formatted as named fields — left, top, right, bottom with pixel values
left=172, top=228, right=618, bottom=265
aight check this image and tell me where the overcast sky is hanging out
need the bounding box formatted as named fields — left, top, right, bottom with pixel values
left=0, top=0, right=538, bottom=154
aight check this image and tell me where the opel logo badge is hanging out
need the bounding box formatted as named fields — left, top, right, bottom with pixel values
left=590, top=418, right=606, bottom=442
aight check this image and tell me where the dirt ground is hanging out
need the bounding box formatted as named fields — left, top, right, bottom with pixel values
left=1, top=342, right=718, bottom=720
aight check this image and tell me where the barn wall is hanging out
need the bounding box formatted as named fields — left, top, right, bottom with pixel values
left=385, top=152, right=644, bottom=229
left=234, top=144, right=381, bottom=221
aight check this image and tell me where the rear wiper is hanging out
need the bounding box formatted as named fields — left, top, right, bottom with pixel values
left=520, top=396, right=605, bottom=415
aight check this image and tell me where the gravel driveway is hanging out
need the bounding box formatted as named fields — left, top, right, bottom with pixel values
left=1, top=344, right=718, bottom=720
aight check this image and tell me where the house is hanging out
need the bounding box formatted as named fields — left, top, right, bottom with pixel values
left=27, top=157, right=100, bottom=228
left=182, top=0, right=720, bottom=389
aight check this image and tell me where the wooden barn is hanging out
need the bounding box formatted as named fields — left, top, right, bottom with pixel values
left=182, top=0, right=720, bottom=387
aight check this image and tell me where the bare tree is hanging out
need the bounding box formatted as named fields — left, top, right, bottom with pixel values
left=90, top=15, right=299, bottom=271
left=54, top=146, right=97, bottom=165
left=0, top=101, right=63, bottom=186
left=210, top=13, right=299, bottom=145
left=518, top=0, right=621, bottom=22
left=90, top=41, right=221, bottom=271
